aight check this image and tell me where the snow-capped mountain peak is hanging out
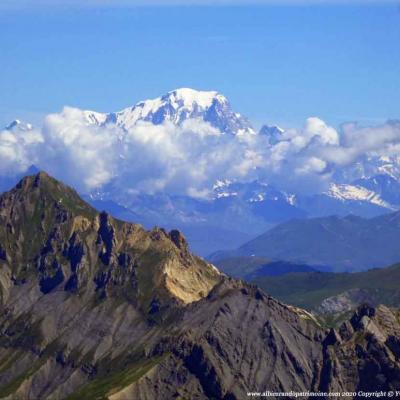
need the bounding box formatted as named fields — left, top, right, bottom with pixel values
left=113, top=88, right=229, bottom=129
left=164, top=88, right=227, bottom=109
left=211, top=179, right=298, bottom=205
left=84, top=88, right=255, bottom=135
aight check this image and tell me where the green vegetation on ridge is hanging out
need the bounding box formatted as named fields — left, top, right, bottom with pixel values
left=253, top=263, right=400, bottom=311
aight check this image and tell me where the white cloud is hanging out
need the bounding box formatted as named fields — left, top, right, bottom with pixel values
left=304, top=117, right=339, bottom=146
left=295, top=156, right=327, bottom=175
left=0, top=125, right=43, bottom=176
left=1, top=109, right=400, bottom=197
left=15, top=108, right=264, bottom=196
left=39, top=107, right=119, bottom=191
left=116, top=118, right=263, bottom=197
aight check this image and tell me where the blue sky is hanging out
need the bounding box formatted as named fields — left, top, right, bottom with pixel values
left=1, top=1, right=399, bottom=128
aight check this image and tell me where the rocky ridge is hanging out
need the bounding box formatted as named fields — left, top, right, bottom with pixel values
left=0, top=173, right=399, bottom=399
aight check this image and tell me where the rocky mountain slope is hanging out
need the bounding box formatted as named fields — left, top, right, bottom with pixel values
left=0, top=173, right=399, bottom=398
left=320, top=304, right=400, bottom=392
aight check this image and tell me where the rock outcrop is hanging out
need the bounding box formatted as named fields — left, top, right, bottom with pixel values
left=321, top=304, right=400, bottom=392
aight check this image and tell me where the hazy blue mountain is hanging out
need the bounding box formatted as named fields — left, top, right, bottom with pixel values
left=258, top=124, right=284, bottom=144
left=211, top=211, right=400, bottom=271
left=0, top=164, right=39, bottom=193
left=213, top=256, right=317, bottom=280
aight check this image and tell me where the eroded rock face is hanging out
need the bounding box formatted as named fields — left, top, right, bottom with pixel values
left=321, top=305, right=400, bottom=392
left=99, top=281, right=326, bottom=400
left=0, top=173, right=399, bottom=399
left=0, top=172, right=220, bottom=306
left=169, top=229, right=187, bottom=251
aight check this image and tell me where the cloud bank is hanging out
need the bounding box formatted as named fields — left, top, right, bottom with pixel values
left=1, top=109, right=400, bottom=197
left=38, top=107, right=266, bottom=195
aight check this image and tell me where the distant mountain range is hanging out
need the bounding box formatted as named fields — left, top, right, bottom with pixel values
left=2, top=88, right=400, bottom=256
left=213, top=256, right=317, bottom=280
left=210, top=210, right=400, bottom=271
left=252, top=263, right=400, bottom=323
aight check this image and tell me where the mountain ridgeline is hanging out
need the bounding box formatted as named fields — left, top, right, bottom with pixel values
left=0, top=172, right=220, bottom=306
left=0, top=173, right=399, bottom=398
left=211, top=212, right=400, bottom=271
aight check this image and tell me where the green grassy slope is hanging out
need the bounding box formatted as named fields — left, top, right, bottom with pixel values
left=253, top=263, right=400, bottom=311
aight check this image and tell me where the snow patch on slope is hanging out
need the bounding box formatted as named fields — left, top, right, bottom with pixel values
left=326, top=183, right=394, bottom=209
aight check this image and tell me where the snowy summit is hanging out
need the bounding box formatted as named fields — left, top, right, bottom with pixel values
left=84, top=88, right=255, bottom=135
